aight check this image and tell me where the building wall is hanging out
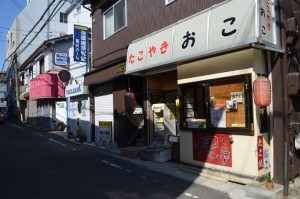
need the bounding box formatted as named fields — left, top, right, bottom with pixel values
left=17, top=0, right=71, bottom=65
left=6, top=18, right=20, bottom=65
left=92, top=0, right=224, bottom=68
left=0, top=72, right=7, bottom=109
left=67, top=3, right=91, bottom=35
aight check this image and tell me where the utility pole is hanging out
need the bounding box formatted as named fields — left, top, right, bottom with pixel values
left=13, top=54, right=20, bottom=122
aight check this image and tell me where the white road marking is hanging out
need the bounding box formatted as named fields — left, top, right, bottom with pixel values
left=102, top=160, right=123, bottom=170
left=49, top=138, right=67, bottom=147
left=10, top=124, right=24, bottom=129
left=183, top=193, right=199, bottom=198
left=33, top=132, right=46, bottom=137
left=33, top=132, right=67, bottom=147
left=184, top=193, right=193, bottom=197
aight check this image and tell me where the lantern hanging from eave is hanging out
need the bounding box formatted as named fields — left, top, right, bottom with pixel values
left=254, top=76, right=271, bottom=107
left=124, top=91, right=136, bottom=114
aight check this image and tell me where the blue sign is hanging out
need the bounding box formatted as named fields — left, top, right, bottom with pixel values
left=55, top=53, right=68, bottom=66
left=74, top=25, right=89, bottom=62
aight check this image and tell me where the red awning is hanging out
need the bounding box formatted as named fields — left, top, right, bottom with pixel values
left=29, top=70, right=65, bottom=100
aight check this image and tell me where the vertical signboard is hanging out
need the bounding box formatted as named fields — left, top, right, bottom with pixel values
left=74, top=25, right=89, bottom=62
left=99, top=121, right=112, bottom=143
left=257, top=135, right=264, bottom=170
left=260, top=0, right=278, bottom=46
left=193, top=132, right=232, bottom=167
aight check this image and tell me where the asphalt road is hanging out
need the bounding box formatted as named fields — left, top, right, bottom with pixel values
left=0, top=122, right=230, bottom=199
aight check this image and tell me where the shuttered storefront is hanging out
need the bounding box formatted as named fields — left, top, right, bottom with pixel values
left=94, top=84, right=114, bottom=143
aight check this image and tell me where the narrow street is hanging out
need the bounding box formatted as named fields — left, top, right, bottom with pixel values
left=0, top=123, right=230, bottom=199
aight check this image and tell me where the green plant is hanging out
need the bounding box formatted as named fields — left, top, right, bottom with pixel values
left=265, top=173, right=273, bottom=183
left=57, top=122, right=65, bottom=126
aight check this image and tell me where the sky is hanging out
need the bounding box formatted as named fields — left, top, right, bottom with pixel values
left=0, top=0, right=26, bottom=72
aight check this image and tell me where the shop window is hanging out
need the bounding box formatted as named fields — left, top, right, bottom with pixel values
left=180, top=75, right=253, bottom=134
left=103, top=0, right=127, bottom=39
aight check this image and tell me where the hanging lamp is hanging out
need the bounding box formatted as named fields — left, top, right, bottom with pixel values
left=253, top=76, right=271, bottom=107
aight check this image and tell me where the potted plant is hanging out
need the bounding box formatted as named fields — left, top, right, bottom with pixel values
left=57, top=122, right=65, bottom=131
left=265, top=173, right=274, bottom=190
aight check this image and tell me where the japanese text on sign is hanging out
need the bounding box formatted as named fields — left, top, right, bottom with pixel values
left=126, top=0, right=278, bottom=74
left=193, top=132, right=232, bottom=167
left=74, top=25, right=89, bottom=62
left=257, top=135, right=264, bottom=170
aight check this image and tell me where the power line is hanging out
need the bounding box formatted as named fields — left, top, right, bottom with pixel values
left=17, top=0, right=67, bottom=57
left=11, top=0, right=58, bottom=58
left=0, top=26, right=43, bottom=34
left=10, top=0, right=48, bottom=38
left=0, top=0, right=58, bottom=82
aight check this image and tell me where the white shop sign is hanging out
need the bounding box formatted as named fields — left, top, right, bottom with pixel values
left=126, top=0, right=278, bottom=74
left=65, top=83, right=88, bottom=97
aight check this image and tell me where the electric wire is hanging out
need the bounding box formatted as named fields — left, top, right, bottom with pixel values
left=0, top=0, right=58, bottom=83
left=16, top=0, right=66, bottom=57
left=1, top=0, right=82, bottom=89
left=0, top=0, right=68, bottom=89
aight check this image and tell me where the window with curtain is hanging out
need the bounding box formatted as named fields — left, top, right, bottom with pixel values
left=103, top=0, right=127, bottom=39
left=180, top=75, right=253, bottom=135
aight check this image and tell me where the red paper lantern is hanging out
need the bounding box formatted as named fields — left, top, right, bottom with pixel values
left=124, top=92, right=136, bottom=114
left=254, top=76, right=271, bottom=107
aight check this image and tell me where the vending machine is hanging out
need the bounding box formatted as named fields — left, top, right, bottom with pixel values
left=151, top=103, right=176, bottom=147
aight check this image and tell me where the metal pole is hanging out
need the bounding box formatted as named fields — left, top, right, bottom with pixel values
left=66, top=96, right=71, bottom=137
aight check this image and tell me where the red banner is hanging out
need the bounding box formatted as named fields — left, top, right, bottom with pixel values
left=257, top=135, right=264, bottom=170
left=193, top=132, right=232, bottom=167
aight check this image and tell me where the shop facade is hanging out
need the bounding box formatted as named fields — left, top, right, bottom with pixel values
left=29, top=70, right=66, bottom=129
left=83, top=0, right=300, bottom=187
left=125, top=0, right=280, bottom=183
left=84, top=63, right=144, bottom=148
left=65, top=80, right=91, bottom=141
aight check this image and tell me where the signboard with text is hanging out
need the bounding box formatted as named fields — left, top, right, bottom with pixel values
left=98, top=121, right=112, bottom=143
left=193, top=132, right=232, bottom=167
left=126, top=0, right=278, bottom=74
left=74, top=25, right=88, bottom=62
left=55, top=53, right=68, bottom=66
left=258, top=135, right=264, bottom=170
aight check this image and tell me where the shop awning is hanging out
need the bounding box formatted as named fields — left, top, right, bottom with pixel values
left=125, top=0, right=279, bottom=74
left=29, top=70, right=65, bottom=100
